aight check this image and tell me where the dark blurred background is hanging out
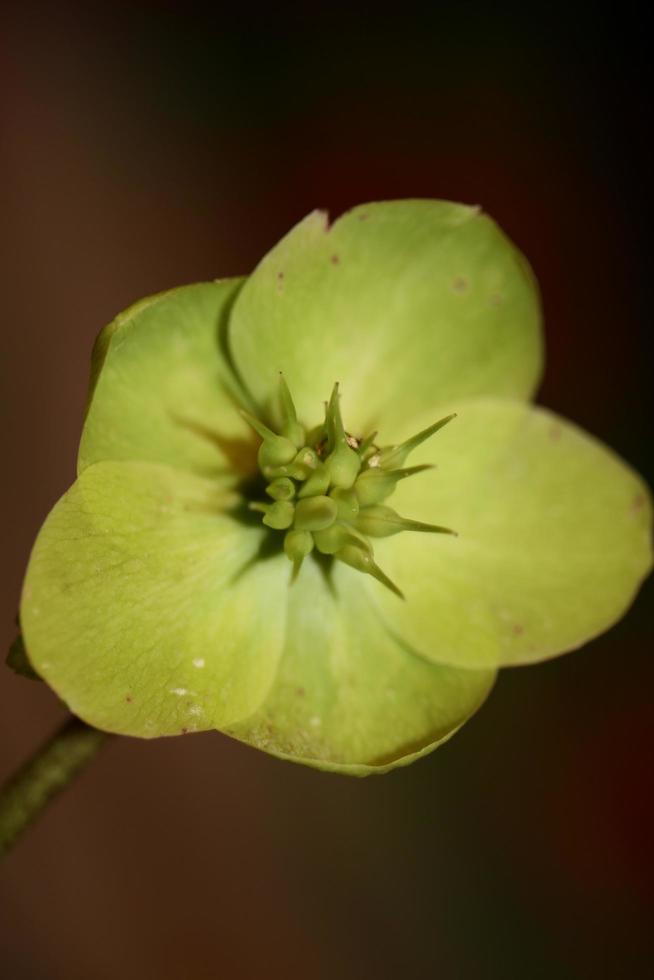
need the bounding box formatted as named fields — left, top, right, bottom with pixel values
left=1, top=2, right=652, bottom=978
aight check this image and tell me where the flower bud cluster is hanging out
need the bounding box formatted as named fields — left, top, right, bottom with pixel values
left=243, top=377, right=456, bottom=597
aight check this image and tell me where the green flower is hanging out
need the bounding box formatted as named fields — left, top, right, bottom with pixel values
left=19, top=201, right=652, bottom=775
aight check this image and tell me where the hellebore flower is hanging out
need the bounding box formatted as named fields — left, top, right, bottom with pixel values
left=19, top=201, right=652, bottom=774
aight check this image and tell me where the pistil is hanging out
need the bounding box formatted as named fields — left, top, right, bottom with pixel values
left=243, top=376, right=456, bottom=596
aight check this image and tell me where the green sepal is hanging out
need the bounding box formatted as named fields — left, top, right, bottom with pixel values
left=228, top=202, right=544, bottom=438
left=20, top=460, right=289, bottom=737
left=372, top=398, right=653, bottom=669
left=225, top=558, right=497, bottom=774
left=79, top=280, right=253, bottom=477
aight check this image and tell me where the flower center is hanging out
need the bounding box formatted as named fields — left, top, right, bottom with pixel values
left=242, top=377, right=456, bottom=597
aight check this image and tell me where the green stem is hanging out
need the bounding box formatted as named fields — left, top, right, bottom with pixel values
left=0, top=716, right=109, bottom=858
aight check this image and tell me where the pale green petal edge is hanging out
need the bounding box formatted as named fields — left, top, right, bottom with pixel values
left=79, top=279, right=255, bottom=478
left=20, top=461, right=289, bottom=737
left=368, top=398, right=653, bottom=670
left=225, top=719, right=475, bottom=777
left=228, top=200, right=543, bottom=442
left=225, top=558, right=496, bottom=774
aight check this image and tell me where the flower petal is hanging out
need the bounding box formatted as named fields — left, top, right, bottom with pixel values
left=79, top=280, right=256, bottom=477
left=369, top=399, right=652, bottom=668
left=20, top=461, right=289, bottom=736
left=228, top=201, right=542, bottom=440
left=227, top=558, right=495, bottom=774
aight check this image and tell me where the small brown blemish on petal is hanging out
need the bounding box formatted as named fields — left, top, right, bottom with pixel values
left=512, top=624, right=524, bottom=637
left=181, top=727, right=188, bottom=734
left=276, top=271, right=284, bottom=293
left=549, top=425, right=562, bottom=441
left=358, top=212, right=369, bottom=221
left=330, top=253, right=340, bottom=265
left=489, top=292, right=502, bottom=306
left=296, top=687, right=305, bottom=697
left=452, top=276, right=468, bottom=293
left=631, top=493, right=646, bottom=513
left=125, top=695, right=133, bottom=703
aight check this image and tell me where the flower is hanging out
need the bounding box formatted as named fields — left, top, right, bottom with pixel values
left=19, top=200, right=652, bottom=775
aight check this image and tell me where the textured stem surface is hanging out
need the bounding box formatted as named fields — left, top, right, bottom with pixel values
left=0, top=716, right=108, bottom=858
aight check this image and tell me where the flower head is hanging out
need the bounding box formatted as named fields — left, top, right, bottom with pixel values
left=19, top=201, right=652, bottom=774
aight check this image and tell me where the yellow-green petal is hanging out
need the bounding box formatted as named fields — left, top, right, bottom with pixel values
left=20, top=461, right=288, bottom=736
left=370, top=399, right=652, bottom=669
left=79, top=280, right=255, bottom=478
left=227, top=558, right=496, bottom=774
left=228, top=201, right=542, bottom=440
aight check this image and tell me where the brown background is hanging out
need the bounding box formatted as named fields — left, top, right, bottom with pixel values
left=1, top=3, right=652, bottom=978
